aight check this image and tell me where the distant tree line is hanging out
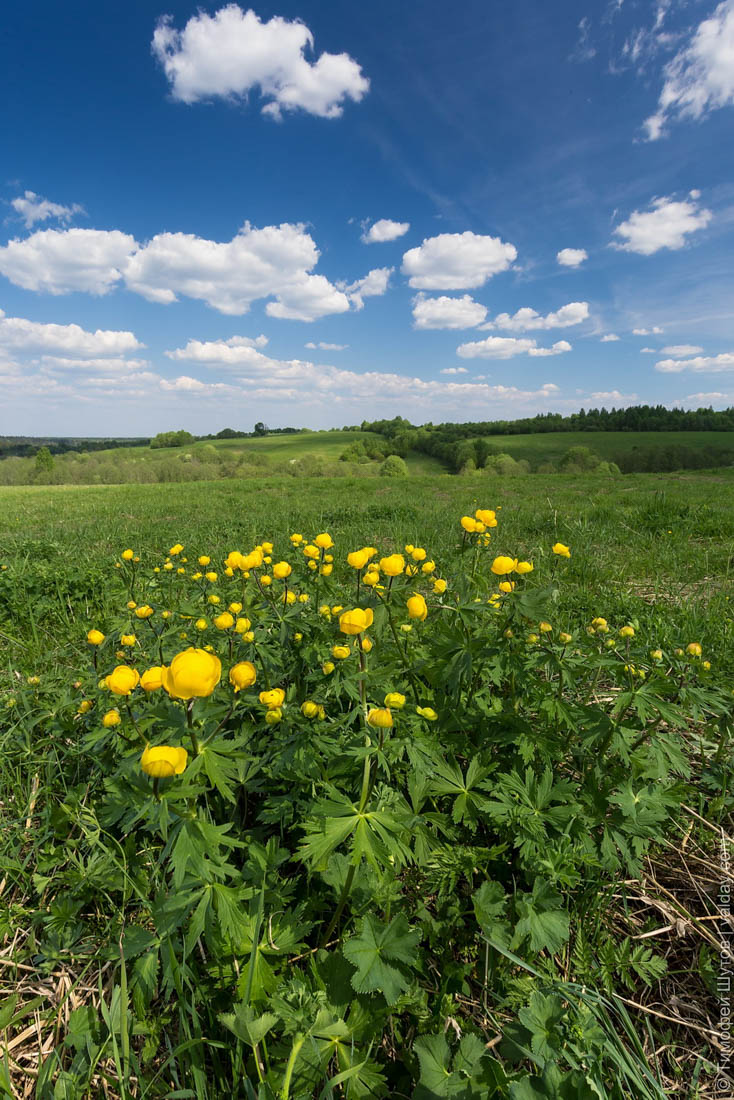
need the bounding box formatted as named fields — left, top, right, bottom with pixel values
left=0, top=436, right=150, bottom=459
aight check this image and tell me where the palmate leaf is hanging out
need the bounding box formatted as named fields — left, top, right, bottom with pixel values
left=219, top=1003, right=278, bottom=1048
left=343, top=913, right=420, bottom=1004
left=513, top=880, right=570, bottom=956
left=298, top=790, right=411, bottom=872
left=413, top=1032, right=507, bottom=1098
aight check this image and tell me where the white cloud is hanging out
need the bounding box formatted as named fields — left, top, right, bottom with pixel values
left=588, top=390, right=638, bottom=402
left=483, top=301, right=589, bottom=332
left=457, top=336, right=572, bottom=359
left=640, top=347, right=657, bottom=353
left=340, top=267, right=392, bottom=310
left=11, top=190, right=84, bottom=229
left=612, top=194, right=712, bottom=254
left=643, top=0, right=734, bottom=139
left=685, top=390, right=729, bottom=401
left=440, top=366, right=468, bottom=375
left=633, top=326, right=664, bottom=335
left=361, top=219, right=410, bottom=244
left=412, top=293, right=487, bottom=330
left=0, top=228, right=136, bottom=295
left=655, top=352, right=734, bottom=372
left=600, top=333, right=619, bottom=341
left=152, top=5, right=369, bottom=120
left=305, top=341, right=348, bottom=350
left=0, top=310, right=143, bottom=356
left=402, top=231, right=517, bottom=289
left=40, top=356, right=149, bottom=372
left=557, top=247, right=588, bottom=267
left=660, top=344, right=704, bottom=356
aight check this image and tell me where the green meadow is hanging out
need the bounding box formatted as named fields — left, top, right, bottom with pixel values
left=0, top=466, right=732, bottom=1097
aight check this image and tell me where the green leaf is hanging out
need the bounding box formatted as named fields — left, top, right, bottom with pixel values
left=343, top=913, right=420, bottom=1004
left=219, top=1004, right=278, bottom=1047
left=514, top=880, right=569, bottom=956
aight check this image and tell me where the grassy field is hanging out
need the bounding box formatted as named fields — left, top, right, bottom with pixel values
left=475, top=428, right=734, bottom=465
left=0, top=469, right=732, bottom=1097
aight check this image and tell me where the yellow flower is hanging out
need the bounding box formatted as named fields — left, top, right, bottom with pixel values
left=228, top=602, right=242, bottom=614
left=208, top=594, right=221, bottom=604
left=400, top=623, right=412, bottom=632
left=205, top=571, right=218, bottom=583
left=135, top=605, right=154, bottom=619
left=235, top=617, right=252, bottom=634
left=303, top=544, right=320, bottom=560
left=552, top=542, right=571, bottom=558
left=87, top=629, right=105, bottom=645
left=559, top=632, right=572, bottom=644
left=177, top=567, right=186, bottom=575
left=367, top=707, right=393, bottom=729
left=363, top=571, right=380, bottom=587
left=77, top=699, right=93, bottom=714
left=265, top=708, right=282, bottom=725
left=411, top=547, right=427, bottom=562
left=141, top=745, right=188, bottom=777
left=539, top=622, right=553, bottom=634
left=272, top=561, right=292, bottom=580
left=406, top=594, right=428, bottom=621
left=650, top=648, right=663, bottom=660
left=475, top=509, right=496, bottom=525
left=294, top=632, right=303, bottom=642
left=127, top=600, right=137, bottom=610
left=198, top=555, right=211, bottom=566
left=163, top=563, right=173, bottom=571
left=702, top=660, right=711, bottom=670
left=619, top=625, right=635, bottom=638
left=460, top=516, right=477, bottom=533
left=332, top=605, right=343, bottom=615
left=347, top=549, right=370, bottom=570
left=162, top=648, right=222, bottom=699
left=405, top=544, right=415, bottom=554
left=380, top=554, right=405, bottom=577
left=419, top=561, right=435, bottom=575
left=229, top=662, right=257, bottom=692
left=491, top=556, right=517, bottom=576
left=169, top=544, right=184, bottom=556
left=592, top=617, right=608, bottom=632
left=195, top=618, right=208, bottom=631
left=301, top=700, right=320, bottom=718
left=361, top=637, right=373, bottom=652
left=225, top=550, right=245, bottom=570
left=339, top=607, right=374, bottom=635
left=515, top=561, right=533, bottom=574
left=290, top=533, right=304, bottom=545
left=406, top=564, right=419, bottom=577
left=259, top=688, right=285, bottom=709
left=315, top=533, right=334, bottom=549
left=322, top=661, right=335, bottom=675
left=332, top=645, right=351, bottom=660
left=121, top=549, right=134, bottom=561
left=433, top=578, right=447, bottom=595
left=320, top=564, right=333, bottom=576
left=141, top=667, right=164, bottom=692
left=384, top=692, right=406, bottom=709
left=260, top=575, right=273, bottom=587
left=213, top=612, right=233, bottom=631
left=498, top=581, right=514, bottom=594
left=685, top=641, right=702, bottom=657
left=298, top=593, right=310, bottom=603
left=416, top=706, right=438, bottom=721
left=102, top=709, right=121, bottom=727
left=527, top=633, right=539, bottom=643
left=106, top=666, right=140, bottom=696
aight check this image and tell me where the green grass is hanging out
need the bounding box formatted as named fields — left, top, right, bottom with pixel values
left=478, top=428, right=734, bottom=464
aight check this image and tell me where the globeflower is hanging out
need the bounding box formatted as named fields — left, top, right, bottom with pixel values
left=591, top=617, right=609, bottom=633
left=225, top=551, right=245, bottom=571
left=290, top=533, right=304, bottom=545
left=552, top=543, right=571, bottom=558
left=214, top=612, right=234, bottom=631
left=301, top=700, right=320, bottom=718
left=106, top=666, right=140, bottom=695
left=475, top=509, right=497, bottom=526
left=265, top=708, right=282, bottom=725
left=650, top=649, right=663, bottom=661
left=416, top=706, right=438, bottom=721
left=259, top=688, right=285, bottom=709
left=380, top=554, right=405, bottom=577
left=141, top=745, right=188, bottom=778
left=135, top=605, right=154, bottom=619
left=421, top=560, right=436, bottom=574
left=367, top=707, right=393, bottom=729
left=515, top=561, right=533, bottom=574
left=322, top=661, right=335, bottom=675
left=235, top=617, right=251, bottom=634
left=272, top=561, right=292, bottom=580
left=491, top=556, right=517, bottom=576
left=339, top=607, right=374, bottom=635
left=140, top=667, right=164, bottom=692
left=619, top=625, right=635, bottom=638
left=162, top=649, right=222, bottom=699
left=361, top=637, right=373, bottom=652
left=315, top=533, right=334, bottom=550
left=195, top=618, right=208, bottom=631
left=539, top=622, right=552, bottom=634
left=87, top=629, right=105, bottom=645
left=205, top=571, right=218, bottom=583
left=686, top=642, right=702, bottom=657
left=406, top=594, right=428, bottom=621
left=332, top=645, right=351, bottom=660
left=347, top=549, right=370, bottom=570
left=303, top=544, right=320, bottom=560
left=460, top=516, right=478, bottom=533
left=77, top=699, right=93, bottom=714
left=169, top=544, right=184, bottom=556
left=198, top=555, right=211, bottom=567
left=433, top=578, right=447, bottom=595
left=230, top=662, right=257, bottom=692
left=102, top=709, right=121, bottom=727
left=121, top=549, right=134, bottom=561
left=384, top=692, right=406, bottom=709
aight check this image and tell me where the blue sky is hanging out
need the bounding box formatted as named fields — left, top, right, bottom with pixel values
left=1, top=0, right=734, bottom=435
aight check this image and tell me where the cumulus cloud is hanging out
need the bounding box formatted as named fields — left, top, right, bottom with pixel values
left=556, top=247, right=588, bottom=267
left=412, top=293, right=488, bottom=330
left=305, top=341, right=348, bottom=350
left=588, top=390, right=638, bottom=402
left=11, top=190, right=84, bottom=229
left=612, top=194, right=712, bottom=254
left=340, top=267, right=392, bottom=310
left=0, top=228, right=136, bottom=295
left=0, top=309, right=143, bottom=356
left=655, top=352, right=734, bottom=372
left=685, top=391, right=729, bottom=401
left=440, top=367, right=468, bottom=375
left=643, top=0, right=734, bottom=139
left=482, top=301, right=589, bottom=332
left=0, top=222, right=359, bottom=321
left=402, top=231, right=517, bottom=289
left=640, top=347, right=657, bottom=353
left=661, top=344, right=704, bottom=356
left=457, top=336, right=572, bottom=359
left=152, top=5, right=369, bottom=120
left=600, top=333, right=619, bottom=342
left=40, top=356, right=149, bottom=372
left=633, top=326, right=664, bottom=335
left=361, top=219, right=410, bottom=244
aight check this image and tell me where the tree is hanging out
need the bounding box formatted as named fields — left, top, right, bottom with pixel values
left=379, top=455, right=409, bottom=478
left=253, top=422, right=268, bottom=436
left=34, top=446, right=54, bottom=474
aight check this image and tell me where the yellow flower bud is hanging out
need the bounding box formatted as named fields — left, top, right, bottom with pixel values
left=379, top=554, right=405, bottom=577
left=87, top=629, right=105, bottom=645
left=515, top=561, right=533, bottom=574
left=315, top=533, right=334, bottom=549
left=272, top=561, right=292, bottom=580
left=367, top=707, right=393, bottom=729
left=259, top=688, right=285, bottom=709
left=106, top=666, right=140, bottom=696
left=121, top=549, right=134, bottom=561
left=406, top=594, right=427, bottom=621
left=229, top=662, right=257, bottom=692
left=140, top=667, right=164, bottom=692
left=339, top=607, right=374, bottom=635
left=102, top=709, right=121, bottom=727
left=433, top=578, right=447, bottom=595
left=416, top=706, right=437, bottom=721
left=301, top=700, right=319, bottom=718
left=214, top=612, right=234, bottom=631
left=384, top=692, right=406, bottom=709
left=332, top=645, right=350, bottom=659
left=552, top=542, right=571, bottom=558
left=322, top=661, right=335, bottom=675
left=141, top=745, right=188, bottom=777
